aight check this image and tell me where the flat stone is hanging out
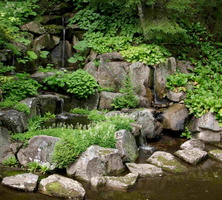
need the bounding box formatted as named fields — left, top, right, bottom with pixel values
left=180, top=139, right=205, bottom=150
left=126, top=163, right=163, bottom=177
left=147, top=151, right=187, bottom=173
left=105, top=173, right=138, bottom=191
left=208, top=150, right=222, bottom=163
left=175, top=149, right=208, bottom=165
left=2, top=173, right=39, bottom=192
left=196, top=130, right=221, bottom=143
left=39, top=174, right=85, bottom=200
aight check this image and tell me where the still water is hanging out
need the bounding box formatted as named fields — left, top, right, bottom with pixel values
left=1, top=158, right=222, bottom=200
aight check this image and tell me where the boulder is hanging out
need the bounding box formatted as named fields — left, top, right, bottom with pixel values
left=208, top=150, right=222, bottom=163
left=147, top=151, right=187, bottom=173
left=99, top=92, right=122, bottom=110
left=189, top=112, right=222, bottom=132
left=180, top=139, right=205, bottom=150
left=154, top=57, right=176, bottom=100
left=90, top=177, right=107, bottom=191
left=177, top=60, right=194, bottom=74
left=97, top=52, right=124, bottom=61
left=44, top=25, right=64, bottom=34
left=67, top=145, right=125, bottom=182
left=166, top=90, right=186, bottom=102
left=39, top=174, right=85, bottom=200
left=63, top=91, right=99, bottom=111
left=115, top=130, right=138, bottom=162
left=196, top=130, right=221, bottom=143
left=2, top=173, right=39, bottom=192
left=129, top=109, right=163, bottom=139
left=129, top=62, right=152, bottom=97
left=33, top=34, right=60, bottom=51
left=137, top=95, right=152, bottom=108
left=105, top=173, right=138, bottom=191
left=38, top=15, right=62, bottom=25
left=84, top=61, right=98, bottom=78
left=21, top=97, right=39, bottom=118
left=175, top=149, right=208, bottom=165
left=0, top=127, right=13, bottom=163
left=17, top=135, right=59, bottom=170
left=161, top=104, right=189, bottom=131
left=126, top=163, right=163, bottom=177
left=21, top=21, right=46, bottom=34
left=0, top=110, right=28, bottom=133
left=96, top=60, right=130, bottom=91
left=30, top=71, right=56, bottom=84
left=37, top=94, right=64, bottom=115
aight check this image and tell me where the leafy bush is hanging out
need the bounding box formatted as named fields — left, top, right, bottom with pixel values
left=70, top=108, right=90, bottom=115
left=27, top=161, right=49, bottom=174
left=87, top=110, right=106, bottom=122
left=120, top=44, right=171, bottom=65
left=112, top=74, right=139, bottom=109
left=2, top=156, right=18, bottom=166
left=0, top=100, right=30, bottom=114
left=44, top=69, right=98, bottom=99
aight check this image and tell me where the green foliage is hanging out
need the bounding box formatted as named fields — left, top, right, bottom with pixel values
left=70, top=108, right=90, bottom=115
left=14, top=102, right=30, bottom=114
left=109, top=114, right=134, bottom=132
left=0, top=100, right=30, bottom=114
left=40, top=51, right=49, bottom=58
left=180, top=127, right=192, bottom=139
left=44, top=69, right=98, bottom=99
left=1, top=73, right=41, bottom=101
left=112, top=74, right=139, bottom=109
left=121, top=44, right=171, bottom=65
left=2, top=156, right=18, bottom=167
left=0, top=63, right=15, bottom=74
left=27, top=161, right=49, bottom=174
left=87, top=110, right=106, bottom=122
left=98, top=87, right=115, bottom=92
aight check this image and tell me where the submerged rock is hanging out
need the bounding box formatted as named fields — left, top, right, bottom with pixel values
left=67, top=145, right=124, bottom=182
left=115, top=130, right=138, bottom=162
left=180, top=139, right=205, bottom=150
left=2, top=173, right=39, bottom=192
left=126, top=163, right=163, bottom=177
left=175, top=149, right=208, bottom=165
left=147, top=151, right=187, bottom=173
left=17, top=135, right=59, bottom=170
left=208, top=150, right=222, bottom=163
left=105, top=173, right=138, bottom=191
left=39, top=174, right=85, bottom=200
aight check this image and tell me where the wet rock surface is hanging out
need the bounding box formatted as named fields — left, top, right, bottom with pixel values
left=126, top=163, right=163, bottom=177
left=39, top=174, right=85, bottom=200
left=175, top=149, right=208, bottom=165
left=2, top=173, right=39, bottom=192
left=180, top=139, right=205, bottom=150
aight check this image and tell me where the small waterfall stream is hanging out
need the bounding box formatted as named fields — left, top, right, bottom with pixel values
left=61, top=17, right=66, bottom=68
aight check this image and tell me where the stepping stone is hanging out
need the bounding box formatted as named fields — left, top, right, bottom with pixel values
left=105, top=173, right=138, bottom=191
left=175, top=149, right=207, bottom=165
left=208, top=149, right=222, bottom=163
left=180, top=138, right=205, bottom=150
left=147, top=151, right=187, bottom=173
left=126, top=163, right=163, bottom=177
left=39, top=174, right=85, bottom=200
left=2, top=173, right=39, bottom=192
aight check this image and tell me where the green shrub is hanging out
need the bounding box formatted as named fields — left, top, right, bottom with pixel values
left=120, top=44, right=171, bottom=65
left=112, top=74, right=139, bottom=109
left=14, top=102, right=30, bottom=114
left=70, top=108, right=90, bottom=115
left=2, top=156, right=18, bottom=166
left=87, top=110, right=106, bottom=122
left=27, top=161, right=49, bottom=174
left=0, top=100, right=30, bottom=114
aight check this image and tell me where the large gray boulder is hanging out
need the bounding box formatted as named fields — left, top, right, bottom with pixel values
left=17, top=135, right=59, bottom=170
left=166, top=90, right=186, bottom=102
left=39, top=174, right=85, bottom=200
left=0, top=127, right=13, bottom=163
left=130, top=109, right=163, bottom=139
left=129, top=62, right=152, bottom=97
left=154, top=57, right=176, bottom=100
left=115, top=130, right=138, bottom=162
left=2, top=173, right=39, bottom=192
left=67, top=145, right=125, bottom=182
left=99, top=91, right=122, bottom=110
left=175, top=149, right=208, bottom=165
left=196, top=130, right=221, bottom=143
left=21, top=97, right=39, bottom=118
left=126, top=163, right=163, bottom=177
left=147, top=151, right=187, bottom=173
left=97, top=52, right=124, bottom=61
left=161, top=104, right=189, bottom=131
left=0, top=110, right=28, bottom=133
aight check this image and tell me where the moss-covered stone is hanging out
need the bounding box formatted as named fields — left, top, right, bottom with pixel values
left=209, top=149, right=222, bottom=163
